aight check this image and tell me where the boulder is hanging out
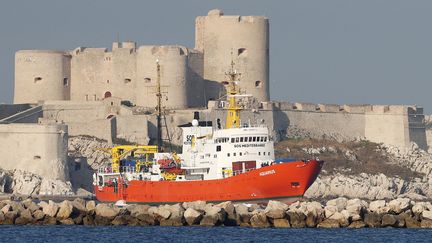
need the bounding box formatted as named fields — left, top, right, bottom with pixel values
left=422, top=210, right=432, bottom=220
left=136, top=213, right=156, bottom=226
left=317, top=219, right=340, bottom=228
left=1, top=204, right=11, bottom=214
left=23, top=200, right=40, bottom=213
left=41, top=200, right=59, bottom=218
left=3, top=211, right=18, bottom=224
left=182, top=201, right=207, bottom=212
left=381, top=214, right=397, bottom=227
left=421, top=219, right=432, bottom=228
left=273, top=218, right=290, bottom=228
left=32, top=210, right=45, bottom=221
left=287, top=211, right=306, bottom=228
left=305, top=212, right=319, bottom=228
left=250, top=212, right=270, bottom=228
left=395, top=212, right=411, bottom=228
left=217, top=201, right=237, bottom=226
left=326, top=197, right=347, bottom=212
left=324, top=205, right=338, bottom=218
left=405, top=217, right=421, bottom=228
left=346, top=199, right=367, bottom=220
left=86, top=200, right=96, bottom=212
left=72, top=198, right=88, bottom=215
left=43, top=216, right=58, bottom=225
left=348, top=221, right=366, bottom=228
left=153, top=206, right=171, bottom=220
left=83, top=215, right=95, bottom=225
left=369, top=200, right=386, bottom=212
left=364, top=213, right=382, bottom=228
left=329, top=211, right=349, bottom=227
left=57, top=200, right=74, bottom=219
left=305, top=201, right=323, bottom=217
left=184, top=208, right=203, bottom=226
left=127, top=205, right=150, bottom=218
left=388, top=198, right=411, bottom=214
left=200, top=205, right=226, bottom=226
left=59, top=218, right=75, bottom=225
left=95, top=204, right=119, bottom=219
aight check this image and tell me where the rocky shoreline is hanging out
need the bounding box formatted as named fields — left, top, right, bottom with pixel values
left=0, top=197, right=432, bottom=228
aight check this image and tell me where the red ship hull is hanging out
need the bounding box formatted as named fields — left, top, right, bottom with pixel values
left=94, top=160, right=323, bottom=204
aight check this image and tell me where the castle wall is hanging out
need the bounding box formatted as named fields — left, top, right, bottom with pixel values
left=15, top=51, right=71, bottom=104
left=196, top=9, right=270, bottom=102
left=0, top=124, right=68, bottom=180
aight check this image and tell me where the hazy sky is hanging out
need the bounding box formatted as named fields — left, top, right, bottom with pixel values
left=1, top=1, right=432, bottom=112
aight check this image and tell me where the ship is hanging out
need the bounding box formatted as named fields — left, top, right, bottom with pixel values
left=93, top=60, right=324, bottom=204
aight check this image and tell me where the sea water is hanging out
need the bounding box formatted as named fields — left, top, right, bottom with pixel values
left=1, top=226, right=432, bottom=242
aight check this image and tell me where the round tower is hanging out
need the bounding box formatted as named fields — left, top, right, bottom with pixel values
left=195, top=9, right=269, bottom=102
left=136, top=45, right=188, bottom=109
left=14, top=50, right=71, bottom=103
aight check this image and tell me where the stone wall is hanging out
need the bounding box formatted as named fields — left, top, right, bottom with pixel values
left=0, top=124, right=68, bottom=180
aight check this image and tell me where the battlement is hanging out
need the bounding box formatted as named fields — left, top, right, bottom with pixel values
left=267, top=101, right=420, bottom=115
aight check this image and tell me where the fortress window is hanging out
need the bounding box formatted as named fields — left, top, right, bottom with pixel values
left=104, top=91, right=112, bottom=98
left=238, top=48, right=247, bottom=56
left=63, top=78, right=69, bottom=86
left=255, top=80, right=263, bottom=88
left=144, top=78, right=151, bottom=83
left=124, top=78, right=131, bottom=84
left=33, top=155, right=41, bottom=160
left=34, top=77, right=42, bottom=83
left=107, top=80, right=110, bottom=84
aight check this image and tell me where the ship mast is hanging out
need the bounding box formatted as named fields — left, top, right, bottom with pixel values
left=225, top=60, right=242, bottom=129
left=156, top=60, right=163, bottom=151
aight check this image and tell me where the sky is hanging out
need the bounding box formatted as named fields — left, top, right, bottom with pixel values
left=1, top=0, right=432, bottom=112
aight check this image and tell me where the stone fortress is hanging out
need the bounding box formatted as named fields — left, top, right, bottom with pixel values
left=0, top=9, right=430, bottom=190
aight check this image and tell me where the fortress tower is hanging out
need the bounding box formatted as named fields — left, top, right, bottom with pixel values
left=195, top=9, right=270, bottom=102
left=14, top=50, right=71, bottom=103
left=136, top=45, right=189, bottom=109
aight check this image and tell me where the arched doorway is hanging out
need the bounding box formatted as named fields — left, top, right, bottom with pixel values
left=104, top=91, right=112, bottom=98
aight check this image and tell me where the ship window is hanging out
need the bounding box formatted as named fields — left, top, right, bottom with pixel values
left=214, top=154, right=217, bottom=158
left=216, top=145, right=221, bottom=152
left=227, top=153, right=230, bottom=157
left=253, top=137, right=257, bottom=142
left=258, top=152, right=261, bottom=156
left=240, top=137, right=244, bottom=142
left=243, top=137, right=247, bottom=142
left=264, top=137, right=267, bottom=142
left=233, top=153, right=236, bottom=156
left=260, top=137, right=264, bottom=142
left=231, top=138, right=235, bottom=143
left=200, top=155, right=204, bottom=159
left=240, top=152, right=242, bottom=156
left=249, top=137, right=252, bottom=142
left=236, top=137, right=239, bottom=143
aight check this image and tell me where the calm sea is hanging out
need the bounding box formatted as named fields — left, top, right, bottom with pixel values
left=1, top=226, right=431, bottom=242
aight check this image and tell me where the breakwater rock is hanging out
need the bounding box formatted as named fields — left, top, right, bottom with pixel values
left=1, top=197, right=432, bottom=228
